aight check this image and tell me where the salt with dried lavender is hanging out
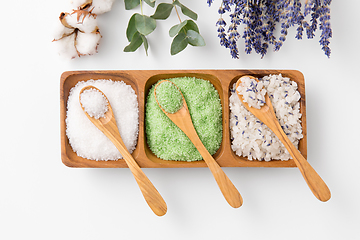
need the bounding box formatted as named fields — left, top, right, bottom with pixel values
left=236, top=76, right=266, bottom=109
left=230, top=74, right=303, bottom=161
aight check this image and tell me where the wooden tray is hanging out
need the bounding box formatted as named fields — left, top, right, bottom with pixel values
left=60, top=69, right=307, bottom=168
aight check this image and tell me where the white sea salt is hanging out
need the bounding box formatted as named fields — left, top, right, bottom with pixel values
left=80, top=88, right=108, bottom=119
left=66, top=79, right=139, bottom=161
left=230, top=74, right=303, bottom=161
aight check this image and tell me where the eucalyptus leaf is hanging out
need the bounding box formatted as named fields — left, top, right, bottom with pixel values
left=151, top=3, right=173, bottom=20
left=141, top=34, right=149, bottom=56
left=169, top=19, right=199, bottom=38
left=125, top=0, right=140, bottom=10
left=124, top=31, right=143, bottom=52
left=135, top=14, right=157, bottom=36
left=144, top=0, right=155, bottom=8
left=169, top=20, right=188, bottom=37
left=186, top=30, right=205, bottom=46
left=126, top=14, right=137, bottom=42
left=183, top=20, right=199, bottom=33
left=173, top=0, right=198, bottom=20
left=171, top=32, right=188, bottom=55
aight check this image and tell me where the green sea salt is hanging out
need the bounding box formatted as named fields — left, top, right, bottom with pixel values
left=155, top=81, right=183, bottom=114
left=145, top=77, right=222, bottom=161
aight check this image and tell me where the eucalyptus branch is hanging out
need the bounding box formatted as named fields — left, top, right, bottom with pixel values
left=173, top=0, right=182, bottom=22
left=140, top=0, right=143, bottom=15
left=124, top=0, right=205, bottom=56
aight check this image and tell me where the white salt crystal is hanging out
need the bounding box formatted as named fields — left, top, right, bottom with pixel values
left=66, top=79, right=139, bottom=161
left=80, top=88, right=108, bottom=119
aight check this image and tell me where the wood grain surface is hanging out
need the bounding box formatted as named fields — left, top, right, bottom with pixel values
left=154, top=80, right=243, bottom=207
left=60, top=69, right=307, bottom=168
left=236, top=76, right=329, bottom=201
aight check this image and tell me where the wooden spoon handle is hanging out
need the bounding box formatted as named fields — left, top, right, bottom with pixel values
left=123, top=153, right=168, bottom=216
left=107, top=127, right=167, bottom=216
left=201, top=148, right=243, bottom=208
left=175, top=110, right=243, bottom=208
left=292, top=150, right=331, bottom=202
left=79, top=86, right=166, bottom=215
left=189, top=133, right=242, bottom=208
left=272, top=121, right=331, bottom=202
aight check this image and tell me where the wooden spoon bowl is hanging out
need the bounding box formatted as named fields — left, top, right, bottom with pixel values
left=154, top=80, right=243, bottom=208
left=79, top=86, right=167, bottom=216
left=236, top=76, right=331, bottom=202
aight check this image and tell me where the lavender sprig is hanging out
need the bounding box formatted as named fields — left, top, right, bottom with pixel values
left=210, top=0, right=332, bottom=58
left=319, top=4, right=332, bottom=57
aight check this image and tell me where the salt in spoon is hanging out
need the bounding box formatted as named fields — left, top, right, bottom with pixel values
left=79, top=86, right=167, bottom=216
left=236, top=76, right=331, bottom=202
left=154, top=80, right=243, bottom=208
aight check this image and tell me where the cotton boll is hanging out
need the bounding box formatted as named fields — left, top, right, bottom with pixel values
left=52, top=19, right=76, bottom=58
left=63, top=10, right=82, bottom=26
left=71, top=0, right=115, bottom=15
left=64, top=12, right=98, bottom=33
left=76, top=31, right=101, bottom=55
left=91, top=0, right=115, bottom=15
left=53, top=20, right=74, bottom=41
left=70, top=0, right=89, bottom=8
left=54, top=34, right=78, bottom=59
left=53, top=8, right=102, bottom=58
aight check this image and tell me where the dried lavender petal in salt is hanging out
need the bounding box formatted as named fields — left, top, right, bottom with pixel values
left=237, top=76, right=266, bottom=109
left=230, top=74, right=303, bottom=161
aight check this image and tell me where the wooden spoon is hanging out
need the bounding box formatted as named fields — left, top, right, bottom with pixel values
left=154, top=80, right=243, bottom=208
left=79, top=86, right=167, bottom=216
left=236, top=76, right=331, bottom=202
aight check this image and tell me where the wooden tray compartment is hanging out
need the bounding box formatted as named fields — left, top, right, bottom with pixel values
left=60, top=70, right=306, bottom=168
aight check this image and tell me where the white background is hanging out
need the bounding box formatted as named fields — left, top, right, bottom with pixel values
left=1, top=0, right=359, bottom=239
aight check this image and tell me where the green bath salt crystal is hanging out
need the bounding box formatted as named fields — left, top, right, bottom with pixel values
left=155, top=81, right=183, bottom=114
left=145, top=77, right=223, bottom=161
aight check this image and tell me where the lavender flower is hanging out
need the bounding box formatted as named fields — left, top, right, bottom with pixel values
left=304, top=0, right=312, bottom=16
left=307, top=5, right=320, bottom=40
left=319, top=5, right=332, bottom=57
left=218, top=5, right=226, bottom=14
left=229, top=36, right=239, bottom=58
left=209, top=0, right=332, bottom=58
left=216, top=17, right=226, bottom=26
left=324, top=0, right=332, bottom=6
left=243, top=25, right=252, bottom=54
left=295, top=23, right=304, bottom=40
left=218, top=27, right=229, bottom=47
